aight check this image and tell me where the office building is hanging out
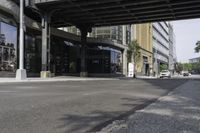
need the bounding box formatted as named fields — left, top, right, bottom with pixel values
left=152, top=22, right=170, bottom=74
left=132, top=23, right=153, bottom=76
left=168, top=23, right=177, bottom=73
left=189, top=57, right=200, bottom=63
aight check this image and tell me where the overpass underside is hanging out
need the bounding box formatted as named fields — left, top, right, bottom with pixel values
left=33, top=0, right=200, bottom=27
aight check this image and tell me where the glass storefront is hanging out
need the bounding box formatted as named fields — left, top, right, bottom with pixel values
left=0, top=21, right=122, bottom=76
left=110, top=49, right=122, bottom=73
left=88, top=48, right=111, bottom=73
left=25, top=34, right=41, bottom=75
left=50, top=36, right=80, bottom=76
left=0, top=22, right=17, bottom=73
left=88, top=46, right=122, bottom=74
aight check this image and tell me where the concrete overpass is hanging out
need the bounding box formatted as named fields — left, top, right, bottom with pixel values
left=15, top=0, right=200, bottom=77
left=29, top=0, right=200, bottom=27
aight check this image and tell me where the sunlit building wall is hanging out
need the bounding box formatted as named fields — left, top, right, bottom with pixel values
left=168, top=23, right=177, bottom=73
left=152, top=22, right=170, bottom=74
left=132, top=23, right=153, bottom=76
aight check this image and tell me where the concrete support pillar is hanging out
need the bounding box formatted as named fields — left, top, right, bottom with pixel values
left=16, top=0, right=27, bottom=80
left=80, top=30, right=88, bottom=77
left=77, top=25, right=92, bottom=77
left=40, top=14, right=51, bottom=78
left=122, top=49, right=128, bottom=76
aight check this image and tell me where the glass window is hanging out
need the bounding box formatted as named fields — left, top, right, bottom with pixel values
left=0, top=22, right=17, bottom=72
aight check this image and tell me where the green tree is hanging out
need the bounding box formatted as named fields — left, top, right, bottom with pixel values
left=182, top=63, right=192, bottom=71
left=191, top=62, right=200, bottom=73
left=195, top=41, right=200, bottom=53
left=127, top=40, right=141, bottom=78
left=175, top=63, right=183, bottom=73
left=160, top=64, right=168, bottom=71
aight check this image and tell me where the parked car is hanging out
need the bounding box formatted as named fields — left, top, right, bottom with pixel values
left=160, top=70, right=171, bottom=78
left=182, top=71, right=190, bottom=76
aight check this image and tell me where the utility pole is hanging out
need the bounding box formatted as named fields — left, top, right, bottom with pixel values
left=16, top=0, right=27, bottom=80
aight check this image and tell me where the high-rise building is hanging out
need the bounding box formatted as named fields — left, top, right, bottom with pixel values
left=132, top=23, right=153, bottom=76
left=152, top=22, right=176, bottom=75
left=152, top=22, right=170, bottom=75
left=168, top=23, right=177, bottom=73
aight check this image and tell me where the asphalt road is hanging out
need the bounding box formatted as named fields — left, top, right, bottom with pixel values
left=0, top=79, right=188, bottom=133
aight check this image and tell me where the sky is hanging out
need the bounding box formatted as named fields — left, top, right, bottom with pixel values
left=173, top=19, right=200, bottom=63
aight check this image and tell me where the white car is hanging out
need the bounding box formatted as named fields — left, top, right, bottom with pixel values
left=160, top=70, right=171, bottom=78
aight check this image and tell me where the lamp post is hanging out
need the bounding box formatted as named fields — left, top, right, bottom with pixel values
left=16, top=0, right=27, bottom=80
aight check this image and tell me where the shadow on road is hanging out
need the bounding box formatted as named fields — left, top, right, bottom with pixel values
left=106, top=81, right=200, bottom=132
left=57, top=79, right=188, bottom=133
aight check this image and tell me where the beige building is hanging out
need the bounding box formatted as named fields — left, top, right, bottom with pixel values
left=132, top=23, right=153, bottom=76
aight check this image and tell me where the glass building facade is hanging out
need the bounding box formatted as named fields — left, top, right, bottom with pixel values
left=92, top=26, right=123, bottom=44
left=87, top=46, right=122, bottom=74
left=0, top=22, right=17, bottom=74
left=152, top=22, right=170, bottom=74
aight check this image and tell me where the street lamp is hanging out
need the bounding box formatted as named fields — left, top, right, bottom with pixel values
left=16, top=0, right=27, bottom=80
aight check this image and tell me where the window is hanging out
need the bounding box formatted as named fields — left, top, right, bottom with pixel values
left=0, top=22, right=17, bottom=72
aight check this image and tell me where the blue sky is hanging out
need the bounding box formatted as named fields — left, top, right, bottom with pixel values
left=173, top=18, right=200, bottom=63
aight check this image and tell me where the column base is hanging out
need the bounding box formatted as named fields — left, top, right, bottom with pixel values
left=16, top=69, right=27, bottom=80
left=40, top=71, right=51, bottom=78
left=80, top=72, right=88, bottom=77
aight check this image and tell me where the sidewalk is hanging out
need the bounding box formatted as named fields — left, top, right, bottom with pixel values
left=0, top=76, right=117, bottom=83
left=136, top=75, right=157, bottom=79
left=98, top=80, right=200, bottom=133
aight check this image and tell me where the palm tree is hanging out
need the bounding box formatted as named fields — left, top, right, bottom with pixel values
left=195, top=41, right=200, bottom=53
left=127, top=40, right=141, bottom=78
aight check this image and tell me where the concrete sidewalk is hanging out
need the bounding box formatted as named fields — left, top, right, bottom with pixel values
left=0, top=76, right=117, bottom=83
left=98, top=80, right=200, bottom=133
left=136, top=75, right=157, bottom=79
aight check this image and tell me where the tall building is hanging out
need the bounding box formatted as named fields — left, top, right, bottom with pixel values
left=132, top=23, right=153, bottom=76
left=60, top=25, right=131, bottom=46
left=152, top=22, right=176, bottom=75
left=168, top=23, right=177, bottom=73
left=152, top=22, right=170, bottom=75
